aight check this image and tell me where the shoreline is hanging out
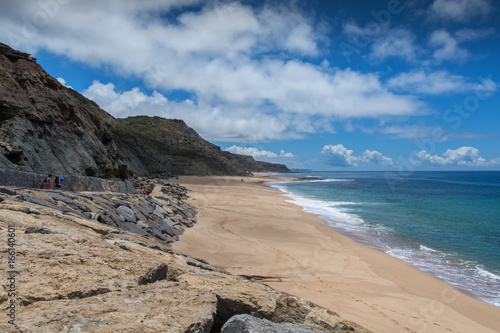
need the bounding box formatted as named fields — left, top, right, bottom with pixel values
left=172, top=175, right=500, bottom=333
left=267, top=179, right=499, bottom=307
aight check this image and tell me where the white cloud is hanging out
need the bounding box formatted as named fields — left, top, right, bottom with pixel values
left=380, top=125, right=445, bottom=140
left=387, top=70, right=475, bottom=94
left=0, top=1, right=428, bottom=142
left=430, top=29, right=469, bottom=62
left=56, top=77, right=72, bottom=89
left=369, top=29, right=417, bottom=62
left=429, top=28, right=493, bottom=63
left=322, top=144, right=358, bottom=167
left=415, top=146, right=490, bottom=166
left=279, top=150, right=295, bottom=158
left=360, top=150, right=394, bottom=166
left=343, top=24, right=418, bottom=63
left=454, top=28, right=495, bottom=41
left=321, top=144, right=393, bottom=167
left=83, top=81, right=302, bottom=142
left=225, top=145, right=294, bottom=161
left=429, top=0, right=493, bottom=22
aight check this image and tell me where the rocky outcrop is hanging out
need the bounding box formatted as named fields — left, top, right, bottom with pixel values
left=0, top=183, right=196, bottom=245
left=0, top=43, right=290, bottom=178
left=0, top=185, right=371, bottom=333
left=0, top=43, right=119, bottom=177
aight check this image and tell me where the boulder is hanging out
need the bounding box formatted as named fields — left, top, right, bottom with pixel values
left=116, top=205, right=136, bottom=222
left=123, top=222, right=148, bottom=237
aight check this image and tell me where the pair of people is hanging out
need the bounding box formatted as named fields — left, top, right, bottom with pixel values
left=44, top=174, right=64, bottom=190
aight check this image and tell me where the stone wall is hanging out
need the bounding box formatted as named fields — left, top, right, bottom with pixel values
left=0, top=169, right=133, bottom=194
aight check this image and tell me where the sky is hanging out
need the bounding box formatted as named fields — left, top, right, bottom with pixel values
left=1, top=0, right=499, bottom=171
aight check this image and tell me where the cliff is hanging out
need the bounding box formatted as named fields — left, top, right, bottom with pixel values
left=0, top=43, right=290, bottom=178
left=108, top=116, right=290, bottom=176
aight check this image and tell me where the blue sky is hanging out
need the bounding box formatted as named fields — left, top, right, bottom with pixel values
left=1, top=0, right=499, bottom=171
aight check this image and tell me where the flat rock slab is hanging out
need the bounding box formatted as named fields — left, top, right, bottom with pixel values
left=4, top=282, right=217, bottom=333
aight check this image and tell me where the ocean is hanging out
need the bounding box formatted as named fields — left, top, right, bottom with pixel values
left=268, top=171, right=500, bottom=307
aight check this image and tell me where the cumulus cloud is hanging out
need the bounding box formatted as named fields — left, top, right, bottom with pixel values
left=321, top=144, right=393, bottom=167
left=83, top=81, right=303, bottom=142
left=414, top=146, right=492, bottom=166
left=225, top=145, right=294, bottom=161
left=0, top=1, right=427, bottom=142
left=322, top=144, right=358, bottom=167
left=359, top=150, right=394, bottom=166
left=429, top=0, right=493, bottom=22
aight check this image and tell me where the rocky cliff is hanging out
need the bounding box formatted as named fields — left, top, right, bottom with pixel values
left=0, top=43, right=290, bottom=178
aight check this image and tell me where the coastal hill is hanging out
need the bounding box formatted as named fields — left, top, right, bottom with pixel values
left=0, top=42, right=290, bottom=178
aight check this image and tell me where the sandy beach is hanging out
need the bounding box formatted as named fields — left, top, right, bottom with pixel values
left=172, top=175, right=500, bottom=333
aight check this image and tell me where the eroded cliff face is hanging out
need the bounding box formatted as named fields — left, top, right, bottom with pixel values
left=0, top=43, right=291, bottom=178
left=0, top=43, right=120, bottom=177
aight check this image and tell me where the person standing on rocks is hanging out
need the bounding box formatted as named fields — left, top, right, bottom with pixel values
left=54, top=176, right=61, bottom=190
left=44, top=174, right=53, bottom=190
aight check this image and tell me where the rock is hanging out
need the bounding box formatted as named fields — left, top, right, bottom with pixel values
left=5, top=169, right=34, bottom=188
left=162, top=218, right=177, bottom=227
left=156, top=218, right=177, bottom=237
left=0, top=185, right=371, bottom=333
left=25, top=227, right=59, bottom=234
left=28, top=207, right=40, bottom=215
left=131, top=205, right=148, bottom=222
left=116, top=205, right=136, bottom=222
left=123, top=222, right=148, bottom=237
left=90, top=212, right=103, bottom=222
left=0, top=187, right=16, bottom=195
left=153, top=204, right=168, bottom=217
left=46, top=192, right=88, bottom=211
left=137, top=264, right=169, bottom=285
left=4, top=282, right=218, bottom=333
left=23, top=196, right=63, bottom=211
left=221, top=314, right=326, bottom=333
left=151, top=227, right=174, bottom=242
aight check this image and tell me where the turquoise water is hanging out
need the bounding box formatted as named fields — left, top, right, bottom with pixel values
left=268, top=171, right=500, bottom=307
